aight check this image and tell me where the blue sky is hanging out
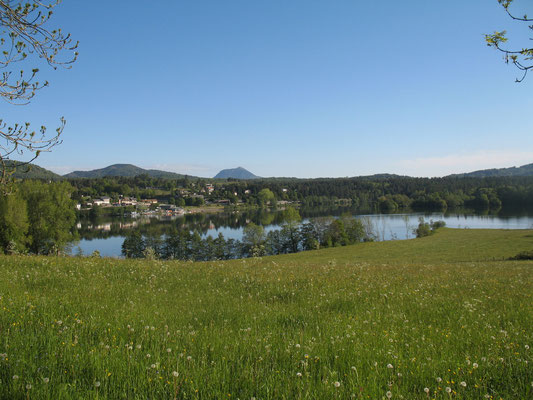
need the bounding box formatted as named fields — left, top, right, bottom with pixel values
left=4, top=0, right=533, bottom=178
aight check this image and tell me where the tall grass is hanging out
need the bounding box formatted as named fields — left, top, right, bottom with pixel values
left=0, top=228, right=532, bottom=399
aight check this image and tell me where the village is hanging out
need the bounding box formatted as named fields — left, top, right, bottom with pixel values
left=76, top=182, right=293, bottom=217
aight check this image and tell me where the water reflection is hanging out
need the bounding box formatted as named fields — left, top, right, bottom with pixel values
left=75, top=206, right=533, bottom=257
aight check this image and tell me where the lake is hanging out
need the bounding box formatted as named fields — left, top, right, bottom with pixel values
left=74, top=207, right=533, bottom=257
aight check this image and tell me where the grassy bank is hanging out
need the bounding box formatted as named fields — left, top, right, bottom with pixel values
left=0, top=229, right=532, bottom=399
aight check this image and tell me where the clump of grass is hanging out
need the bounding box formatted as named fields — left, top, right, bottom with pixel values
left=0, top=228, right=532, bottom=399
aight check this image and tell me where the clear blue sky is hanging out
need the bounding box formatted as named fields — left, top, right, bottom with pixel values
left=4, top=0, right=533, bottom=178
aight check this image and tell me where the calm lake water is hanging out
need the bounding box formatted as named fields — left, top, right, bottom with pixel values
left=75, top=208, right=533, bottom=258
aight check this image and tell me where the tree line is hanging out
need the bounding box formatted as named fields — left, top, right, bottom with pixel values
left=65, top=175, right=533, bottom=211
left=121, top=209, right=373, bottom=260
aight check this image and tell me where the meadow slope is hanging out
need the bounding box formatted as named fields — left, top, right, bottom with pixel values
left=0, top=229, right=532, bottom=399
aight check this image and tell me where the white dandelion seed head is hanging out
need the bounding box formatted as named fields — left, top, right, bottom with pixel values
left=172, top=371, right=179, bottom=377
left=296, top=372, right=302, bottom=377
left=445, top=387, right=452, bottom=393
left=387, top=364, right=393, bottom=369
left=424, top=387, right=430, bottom=393
left=473, top=363, right=478, bottom=369
left=12, top=375, right=19, bottom=380
left=151, top=364, right=156, bottom=369
left=460, top=381, right=467, bottom=387
left=525, top=345, right=530, bottom=350
left=136, top=344, right=141, bottom=349
left=295, top=344, right=300, bottom=348
left=436, top=377, right=442, bottom=383
left=351, top=366, right=356, bottom=371
left=167, top=348, right=172, bottom=353
left=94, top=381, right=101, bottom=388
left=187, top=356, right=192, bottom=361
left=386, top=391, right=392, bottom=399
left=334, top=381, right=341, bottom=388
left=42, top=377, right=50, bottom=383
left=146, top=354, right=151, bottom=358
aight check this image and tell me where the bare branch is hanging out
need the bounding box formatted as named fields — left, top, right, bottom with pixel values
left=0, top=1, right=76, bottom=187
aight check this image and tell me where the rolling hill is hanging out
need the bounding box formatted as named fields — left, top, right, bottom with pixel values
left=6, top=161, right=62, bottom=180
left=449, top=162, right=533, bottom=178
left=63, top=164, right=191, bottom=179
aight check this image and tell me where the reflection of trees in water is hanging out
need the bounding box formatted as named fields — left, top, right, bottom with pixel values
left=77, top=208, right=314, bottom=240
left=77, top=205, right=533, bottom=241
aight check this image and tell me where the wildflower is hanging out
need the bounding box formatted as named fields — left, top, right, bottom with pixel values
left=473, top=363, right=478, bottom=369
left=460, top=381, right=467, bottom=387
left=94, top=381, right=101, bottom=388
left=424, top=387, right=430, bottom=393
left=172, top=371, right=179, bottom=377
left=295, top=344, right=300, bottom=348
left=525, top=345, right=530, bottom=350
left=334, top=381, right=341, bottom=388
left=167, top=348, right=172, bottom=353
left=296, top=372, right=302, bottom=377
left=187, top=356, right=192, bottom=361
left=386, top=391, right=392, bottom=399
left=146, top=354, right=151, bottom=358
left=26, top=384, right=32, bottom=390
left=13, top=375, right=19, bottom=380
left=351, top=366, right=357, bottom=371
left=445, top=387, right=452, bottom=393
left=151, top=364, right=156, bottom=369
left=436, top=377, right=442, bottom=383
left=387, top=364, right=393, bottom=369
left=136, top=344, right=141, bottom=349
left=43, top=377, right=50, bottom=383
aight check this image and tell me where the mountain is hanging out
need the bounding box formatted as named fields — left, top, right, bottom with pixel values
left=449, top=163, right=533, bottom=178
left=6, top=161, right=62, bottom=180
left=214, top=167, right=260, bottom=180
left=63, top=164, right=190, bottom=179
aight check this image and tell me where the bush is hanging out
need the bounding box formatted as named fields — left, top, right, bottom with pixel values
left=414, top=218, right=446, bottom=238
left=510, top=250, right=533, bottom=260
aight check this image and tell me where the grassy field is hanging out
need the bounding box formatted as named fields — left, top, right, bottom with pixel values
left=0, top=228, right=532, bottom=399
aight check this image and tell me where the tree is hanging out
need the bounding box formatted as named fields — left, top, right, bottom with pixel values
left=242, top=222, right=266, bottom=257
left=0, top=1, right=78, bottom=186
left=20, top=180, right=76, bottom=254
left=257, top=188, right=275, bottom=207
left=0, top=189, right=28, bottom=253
left=486, top=0, right=533, bottom=82
left=122, top=231, right=145, bottom=258
left=279, top=207, right=301, bottom=253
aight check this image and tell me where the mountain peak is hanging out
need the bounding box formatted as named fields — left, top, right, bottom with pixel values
left=214, top=167, right=259, bottom=180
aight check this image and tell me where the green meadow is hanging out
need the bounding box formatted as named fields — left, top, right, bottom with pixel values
left=0, top=229, right=532, bottom=399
